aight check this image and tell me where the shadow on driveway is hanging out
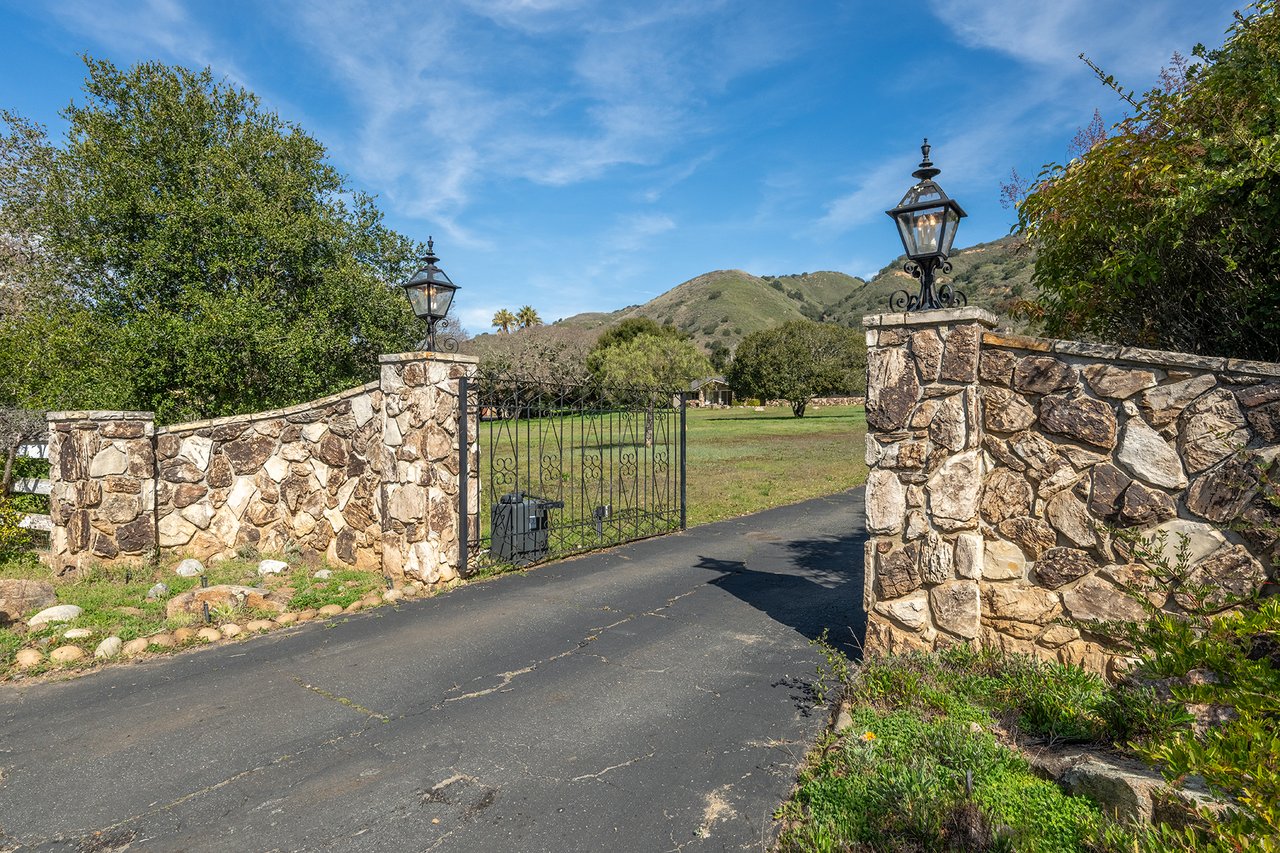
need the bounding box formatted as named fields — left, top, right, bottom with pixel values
left=693, top=523, right=867, bottom=658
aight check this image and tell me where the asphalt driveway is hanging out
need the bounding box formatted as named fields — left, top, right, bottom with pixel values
left=0, top=488, right=866, bottom=852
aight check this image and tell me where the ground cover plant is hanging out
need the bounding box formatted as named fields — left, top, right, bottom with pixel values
left=1101, top=519, right=1280, bottom=851
left=0, top=547, right=394, bottom=679
left=780, top=567, right=1279, bottom=853
left=778, top=646, right=1129, bottom=853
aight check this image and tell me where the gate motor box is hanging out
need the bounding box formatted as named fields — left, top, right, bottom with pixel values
left=491, top=492, right=565, bottom=564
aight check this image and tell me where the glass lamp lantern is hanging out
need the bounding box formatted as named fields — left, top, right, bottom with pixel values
left=401, top=237, right=459, bottom=350
left=885, top=139, right=967, bottom=311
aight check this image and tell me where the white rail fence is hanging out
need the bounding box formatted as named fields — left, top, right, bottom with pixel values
left=12, top=440, right=52, bottom=534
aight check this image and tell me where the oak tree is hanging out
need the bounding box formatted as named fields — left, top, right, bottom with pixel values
left=727, top=320, right=865, bottom=417
left=1, top=58, right=424, bottom=422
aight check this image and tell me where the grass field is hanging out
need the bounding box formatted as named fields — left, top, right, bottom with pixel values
left=684, top=404, right=867, bottom=527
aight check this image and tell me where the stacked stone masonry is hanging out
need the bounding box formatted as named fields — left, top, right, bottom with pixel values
left=863, top=308, right=1279, bottom=677
left=47, top=412, right=157, bottom=566
left=46, top=353, right=479, bottom=587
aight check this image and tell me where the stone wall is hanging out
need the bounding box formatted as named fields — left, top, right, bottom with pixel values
left=47, top=353, right=479, bottom=585
left=862, top=307, right=1279, bottom=676
left=154, top=382, right=385, bottom=570
left=47, top=412, right=156, bottom=572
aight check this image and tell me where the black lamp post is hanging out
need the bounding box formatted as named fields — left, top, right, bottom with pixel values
left=885, top=139, right=967, bottom=311
left=401, top=237, right=459, bottom=351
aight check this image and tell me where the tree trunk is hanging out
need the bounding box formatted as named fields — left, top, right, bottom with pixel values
left=1, top=442, right=16, bottom=497
left=791, top=399, right=807, bottom=418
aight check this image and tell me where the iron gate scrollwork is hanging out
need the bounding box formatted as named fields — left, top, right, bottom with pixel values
left=458, top=371, right=686, bottom=571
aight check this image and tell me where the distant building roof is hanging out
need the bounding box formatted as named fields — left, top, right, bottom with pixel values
left=689, top=376, right=728, bottom=391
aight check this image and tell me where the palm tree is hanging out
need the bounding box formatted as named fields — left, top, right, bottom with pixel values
left=492, top=309, right=517, bottom=333
left=516, top=305, right=542, bottom=329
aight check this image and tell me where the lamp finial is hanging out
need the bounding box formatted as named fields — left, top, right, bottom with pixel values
left=912, top=138, right=941, bottom=181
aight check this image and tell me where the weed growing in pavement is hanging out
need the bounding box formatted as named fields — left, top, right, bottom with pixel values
left=808, top=629, right=852, bottom=706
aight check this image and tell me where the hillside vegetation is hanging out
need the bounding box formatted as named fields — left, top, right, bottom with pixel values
left=553, top=268, right=867, bottom=353
left=819, top=237, right=1036, bottom=328
left=474, top=235, right=1036, bottom=357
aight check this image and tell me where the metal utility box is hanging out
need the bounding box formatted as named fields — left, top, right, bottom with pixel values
left=491, top=492, right=564, bottom=564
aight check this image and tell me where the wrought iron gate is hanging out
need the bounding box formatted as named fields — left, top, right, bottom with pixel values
left=459, top=372, right=686, bottom=571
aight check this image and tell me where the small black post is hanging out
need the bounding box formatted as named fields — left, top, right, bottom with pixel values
left=679, top=391, right=687, bottom=531
left=200, top=573, right=210, bottom=624
left=458, top=375, right=470, bottom=575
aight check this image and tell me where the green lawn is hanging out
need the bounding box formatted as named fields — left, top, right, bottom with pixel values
left=685, top=404, right=868, bottom=527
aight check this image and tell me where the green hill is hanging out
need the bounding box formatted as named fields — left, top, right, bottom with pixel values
left=476, top=235, right=1036, bottom=358
left=551, top=268, right=867, bottom=353
left=818, top=236, right=1036, bottom=327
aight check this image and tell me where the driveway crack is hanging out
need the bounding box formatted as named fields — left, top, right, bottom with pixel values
left=571, top=750, right=657, bottom=783
left=291, top=676, right=390, bottom=722
left=439, top=584, right=708, bottom=705
left=12, top=730, right=367, bottom=848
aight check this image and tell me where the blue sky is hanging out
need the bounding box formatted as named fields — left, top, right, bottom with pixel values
left=0, top=0, right=1240, bottom=334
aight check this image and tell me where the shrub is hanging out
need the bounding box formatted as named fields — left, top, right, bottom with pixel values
left=0, top=497, right=32, bottom=560
left=1124, top=599, right=1280, bottom=851
left=1102, top=513, right=1280, bottom=851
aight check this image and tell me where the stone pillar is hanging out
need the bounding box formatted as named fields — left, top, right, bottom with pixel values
left=861, top=308, right=998, bottom=654
left=46, top=411, right=157, bottom=574
left=378, top=352, right=479, bottom=585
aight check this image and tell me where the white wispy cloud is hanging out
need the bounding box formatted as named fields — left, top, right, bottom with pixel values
left=279, top=0, right=799, bottom=240
left=47, top=0, right=255, bottom=95
left=816, top=158, right=906, bottom=233
left=638, top=149, right=719, bottom=203
left=817, top=1, right=1237, bottom=238
left=604, top=212, right=676, bottom=253
left=928, top=0, right=1238, bottom=80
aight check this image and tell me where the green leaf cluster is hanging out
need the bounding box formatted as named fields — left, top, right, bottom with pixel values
left=584, top=317, right=688, bottom=376
left=1017, top=2, right=1280, bottom=360
left=590, top=330, right=711, bottom=392
left=726, top=320, right=866, bottom=417
left=0, top=497, right=32, bottom=560
left=1, top=58, right=424, bottom=423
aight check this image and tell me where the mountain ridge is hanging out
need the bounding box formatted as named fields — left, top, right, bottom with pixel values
left=475, top=235, right=1034, bottom=355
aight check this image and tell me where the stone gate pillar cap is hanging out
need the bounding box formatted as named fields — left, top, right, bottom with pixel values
left=379, top=352, right=480, bottom=365
left=862, top=307, right=1000, bottom=329
left=47, top=411, right=155, bottom=422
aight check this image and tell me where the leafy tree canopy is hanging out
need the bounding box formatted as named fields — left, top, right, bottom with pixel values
left=1016, top=2, right=1280, bottom=360
left=586, top=317, right=689, bottom=378
left=0, top=58, right=424, bottom=423
left=727, top=320, right=866, bottom=417
left=593, top=333, right=711, bottom=391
